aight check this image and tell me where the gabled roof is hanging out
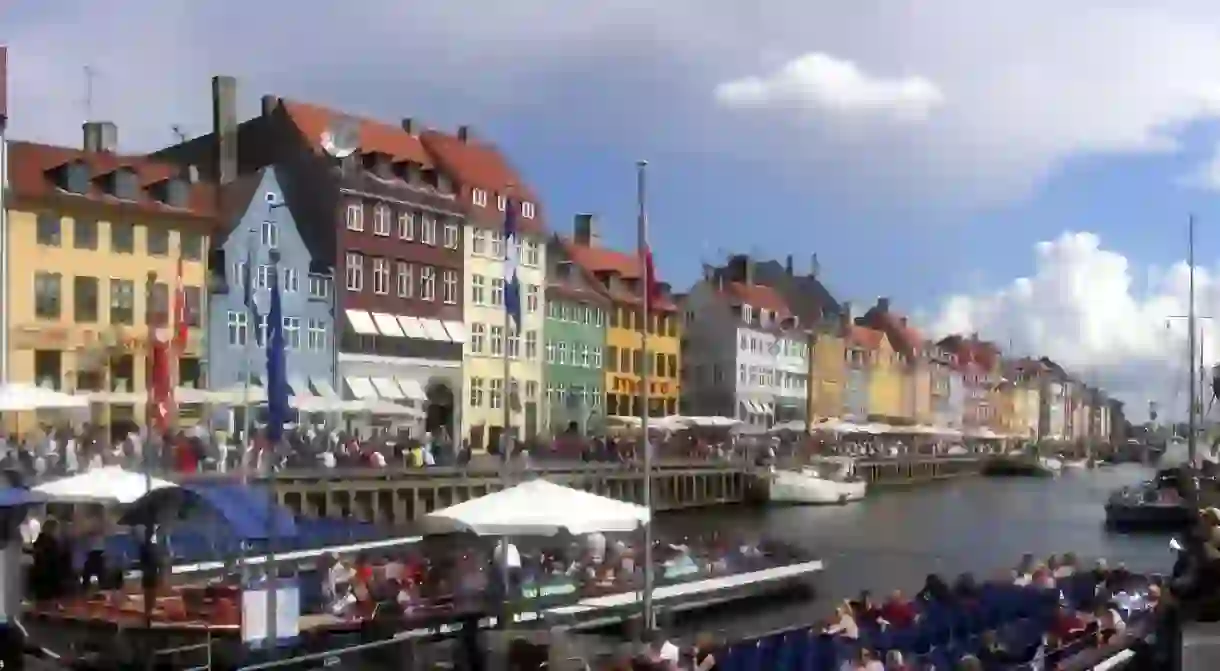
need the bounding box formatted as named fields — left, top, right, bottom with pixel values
left=751, top=259, right=842, bottom=322
left=212, top=169, right=279, bottom=246
left=419, top=129, right=545, bottom=234
left=7, top=141, right=216, bottom=222
left=563, top=238, right=675, bottom=311
left=937, top=334, right=1001, bottom=372
left=546, top=235, right=611, bottom=305
left=859, top=302, right=921, bottom=357
left=848, top=325, right=884, bottom=350
left=280, top=100, right=434, bottom=167
left=716, top=281, right=792, bottom=316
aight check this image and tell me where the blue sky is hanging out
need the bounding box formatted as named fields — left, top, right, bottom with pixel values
left=8, top=0, right=1220, bottom=417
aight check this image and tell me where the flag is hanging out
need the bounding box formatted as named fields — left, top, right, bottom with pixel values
left=148, top=336, right=173, bottom=434
left=172, top=256, right=189, bottom=352
left=503, top=195, right=522, bottom=327
left=242, top=237, right=259, bottom=320
left=637, top=187, right=661, bottom=313
left=265, top=257, right=289, bottom=443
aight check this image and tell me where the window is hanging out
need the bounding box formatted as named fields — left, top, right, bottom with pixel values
left=470, top=323, right=486, bottom=354
left=147, top=227, right=170, bottom=256
left=526, top=284, right=539, bottom=312
left=471, top=275, right=486, bottom=305
left=73, top=276, right=99, bottom=323
left=227, top=311, right=248, bottom=346
left=620, top=348, right=631, bottom=373
left=524, top=240, right=539, bottom=266
left=261, top=220, right=279, bottom=248
left=443, top=223, right=459, bottom=249
left=110, top=222, right=135, bottom=253
left=490, top=231, right=503, bottom=258
left=497, top=195, right=507, bottom=211
left=442, top=270, right=458, bottom=304
left=255, top=314, right=269, bottom=347
left=525, top=330, right=538, bottom=360
left=525, top=381, right=538, bottom=401
left=372, top=258, right=390, bottom=295
left=346, top=201, right=364, bottom=231
left=180, top=232, right=203, bottom=261
left=607, top=346, right=618, bottom=372
left=283, top=317, right=301, bottom=349
left=184, top=286, right=202, bottom=326
left=32, top=272, right=61, bottom=319
left=472, top=229, right=487, bottom=255
left=469, top=377, right=485, bottom=407
left=489, top=378, right=503, bottom=409
left=109, top=279, right=135, bottom=325
left=307, top=319, right=326, bottom=351
left=490, top=278, right=504, bottom=306
left=149, top=282, right=170, bottom=326
left=256, top=265, right=273, bottom=289
left=73, top=219, right=98, bottom=250
left=507, top=326, right=520, bottom=359
left=283, top=268, right=299, bottom=293
left=309, top=275, right=330, bottom=299
left=521, top=201, right=535, bottom=219
left=396, top=262, right=414, bottom=298
left=472, top=188, right=488, bottom=207
left=420, top=266, right=436, bottom=301
left=490, top=326, right=504, bottom=356
left=556, top=342, right=568, bottom=365
left=373, top=205, right=391, bottom=236
left=420, top=214, right=437, bottom=245
left=345, top=253, right=363, bottom=291
left=36, top=214, right=61, bottom=246
left=591, top=346, right=603, bottom=369
left=581, top=345, right=591, bottom=367
left=398, top=210, right=416, bottom=240
left=667, top=354, right=677, bottom=378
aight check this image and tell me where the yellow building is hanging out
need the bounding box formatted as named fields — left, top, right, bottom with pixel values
left=5, top=138, right=215, bottom=425
left=910, top=356, right=934, bottom=425
left=566, top=226, right=680, bottom=417
left=808, top=326, right=846, bottom=420
left=867, top=331, right=904, bottom=419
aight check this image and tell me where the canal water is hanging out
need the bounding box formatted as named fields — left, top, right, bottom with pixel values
left=653, top=463, right=1172, bottom=637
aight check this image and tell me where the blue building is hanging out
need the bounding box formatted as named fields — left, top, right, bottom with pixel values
left=930, top=347, right=965, bottom=429
left=207, top=167, right=336, bottom=400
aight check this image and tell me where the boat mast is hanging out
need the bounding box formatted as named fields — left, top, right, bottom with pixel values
left=1188, top=215, right=1199, bottom=481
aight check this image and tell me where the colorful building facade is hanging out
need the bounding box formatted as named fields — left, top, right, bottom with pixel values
left=543, top=232, right=608, bottom=434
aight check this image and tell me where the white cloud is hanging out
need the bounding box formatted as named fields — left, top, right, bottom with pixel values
left=930, top=231, right=1216, bottom=420
left=1180, top=142, right=1220, bottom=191
left=713, top=53, right=943, bottom=123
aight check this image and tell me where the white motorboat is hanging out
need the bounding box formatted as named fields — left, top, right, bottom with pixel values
left=767, top=456, right=868, bottom=505
left=1037, top=456, right=1064, bottom=474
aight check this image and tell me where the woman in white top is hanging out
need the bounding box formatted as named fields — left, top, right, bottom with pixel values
left=823, top=604, right=860, bottom=639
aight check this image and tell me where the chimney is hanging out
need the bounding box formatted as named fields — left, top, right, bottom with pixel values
left=82, top=122, right=118, bottom=153
left=745, top=259, right=755, bottom=286
left=260, top=95, right=279, bottom=118
left=727, top=254, right=749, bottom=283
left=900, top=316, right=908, bottom=328
left=810, top=253, right=820, bottom=278
left=212, top=76, right=238, bottom=186
left=401, top=118, right=417, bottom=135
left=457, top=125, right=473, bottom=143
left=785, top=255, right=793, bottom=276
left=971, top=331, right=980, bottom=342
left=0, top=45, right=8, bottom=127
left=840, top=301, right=853, bottom=332
left=877, top=297, right=891, bottom=312
left=573, top=213, right=599, bottom=247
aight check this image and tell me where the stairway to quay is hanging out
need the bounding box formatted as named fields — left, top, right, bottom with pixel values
left=176, top=456, right=986, bottom=524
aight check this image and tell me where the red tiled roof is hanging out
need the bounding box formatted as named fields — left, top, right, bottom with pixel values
left=848, top=325, right=883, bottom=350
left=419, top=129, right=544, bottom=234
left=716, top=281, right=792, bottom=315
left=937, top=334, right=1001, bottom=372
left=860, top=308, right=922, bottom=357
left=562, top=238, right=676, bottom=312
left=281, top=100, right=434, bottom=167
left=6, top=141, right=216, bottom=221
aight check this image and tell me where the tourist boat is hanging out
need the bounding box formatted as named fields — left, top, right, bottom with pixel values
left=1104, top=469, right=1195, bottom=531
left=766, top=457, right=867, bottom=505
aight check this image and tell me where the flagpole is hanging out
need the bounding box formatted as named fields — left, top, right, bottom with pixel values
left=143, top=270, right=157, bottom=671
left=240, top=227, right=257, bottom=581
left=498, top=187, right=519, bottom=629
left=636, top=160, right=654, bottom=632
left=266, top=248, right=282, bottom=647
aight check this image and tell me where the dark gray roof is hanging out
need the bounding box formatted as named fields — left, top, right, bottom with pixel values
left=751, top=259, right=842, bottom=324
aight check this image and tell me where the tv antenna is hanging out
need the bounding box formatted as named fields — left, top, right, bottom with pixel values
left=83, top=65, right=97, bottom=118
left=171, top=124, right=189, bottom=143
left=320, top=115, right=359, bottom=158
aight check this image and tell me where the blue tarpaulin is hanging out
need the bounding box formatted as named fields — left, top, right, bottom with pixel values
left=0, top=488, right=45, bottom=507
left=120, top=482, right=296, bottom=542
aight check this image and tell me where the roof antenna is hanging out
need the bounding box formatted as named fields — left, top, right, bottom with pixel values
left=171, top=124, right=189, bottom=144
left=83, top=65, right=96, bottom=119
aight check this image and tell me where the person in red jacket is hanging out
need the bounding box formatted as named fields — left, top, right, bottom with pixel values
left=879, top=590, right=918, bottom=629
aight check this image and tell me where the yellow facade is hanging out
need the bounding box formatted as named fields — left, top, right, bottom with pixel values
left=6, top=207, right=209, bottom=423
left=867, top=333, right=904, bottom=419
left=604, top=305, right=681, bottom=417
left=1011, top=385, right=1040, bottom=439
left=461, top=226, right=547, bottom=445
left=808, top=330, right=846, bottom=420
left=910, top=361, right=934, bottom=424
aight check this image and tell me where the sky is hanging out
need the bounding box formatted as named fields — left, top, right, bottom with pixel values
left=8, top=1, right=1220, bottom=421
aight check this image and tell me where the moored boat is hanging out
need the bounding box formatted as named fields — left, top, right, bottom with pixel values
left=766, top=457, right=867, bottom=505
left=982, top=454, right=1060, bottom=477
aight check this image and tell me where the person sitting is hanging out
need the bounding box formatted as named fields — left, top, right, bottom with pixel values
left=879, top=590, right=917, bottom=629
left=823, top=604, right=860, bottom=639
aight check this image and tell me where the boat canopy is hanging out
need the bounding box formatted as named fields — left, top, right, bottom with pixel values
left=421, top=478, right=650, bottom=536
left=121, top=482, right=297, bottom=542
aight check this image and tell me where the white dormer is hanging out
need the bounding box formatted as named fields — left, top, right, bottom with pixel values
left=760, top=309, right=770, bottom=328
left=742, top=304, right=753, bottom=325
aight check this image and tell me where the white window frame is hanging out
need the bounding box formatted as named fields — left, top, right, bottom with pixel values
left=442, top=269, right=458, bottom=305
left=256, top=264, right=273, bottom=290
left=470, top=323, right=485, bottom=354
left=521, top=201, right=535, bottom=219
left=227, top=310, right=248, bottom=346
left=472, top=229, right=487, bottom=256
left=283, top=268, right=299, bottom=293
left=398, top=210, right=416, bottom=240
left=490, top=278, right=504, bottom=306
left=524, top=240, right=539, bottom=266
left=490, top=326, right=504, bottom=356
left=261, top=221, right=278, bottom=248
left=346, top=202, right=364, bottom=231
left=420, top=266, right=436, bottom=301
left=472, top=188, right=488, bottom=207
left=420, top=214, right=437, bottom=245
left=526, top=284, right=539, bottom=312
left=470, top=274, right=486, bottom=305
left=307, top=319, right=326, bottom=351
left=372, top=258, right=390, bottom=295
left=345, top=252, right=363, bottom=291
left=283, top=317, right=301, bottom=349
left=373, top=204, right=391, bottom=236
left=525, top=330, right=537, bottom=360
left=308, top=274, right=329, bottom=299
left=443, top=223, right=459, bottom=249
left=396, top=262, right=413, bottom=298
left=497, top=195, right=507, bottom=212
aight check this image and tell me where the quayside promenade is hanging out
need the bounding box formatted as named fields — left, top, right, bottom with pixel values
left=170, top=455, right=988, bottom=523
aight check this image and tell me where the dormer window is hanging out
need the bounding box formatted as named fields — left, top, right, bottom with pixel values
left=497, top=195, right=507, bottom=212
left=165, top=179, right=188, bottom=208
left=65, top=162, right=90, bottom=194
left=472, top=188, right=488, bottom=207
left=741, top=304, right=753, bottom=325
left=522, top=201, right=536, bottom=219
left=111, top=169, right=139, bottom=200
left=759, top=309, right=770, bottom=328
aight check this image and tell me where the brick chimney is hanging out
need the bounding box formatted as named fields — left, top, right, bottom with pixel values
left=212, top=75, right=238, bottom=186
left=840, top=301, right=853, bottom=332
left=82, top=122, right=118, bottom=153
left=877, top=297, right=891, bottom=312
left=260, top=94, right=279, bottom=118
left=457, top=125, right=473, bottom=143
left=573, top=213, right=600, bottom=247
left=401, top=117, right=418, bottom=135
left=785, top=255, right=794, bottom=275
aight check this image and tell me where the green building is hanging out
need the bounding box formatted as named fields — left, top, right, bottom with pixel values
left=544, top=236, right=610, bottom=435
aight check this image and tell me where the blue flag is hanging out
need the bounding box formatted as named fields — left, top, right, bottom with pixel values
left=503, top=196, right=522, bottom=327
left=242, top=236, right=260, bottom=321
left=265, top=259, right=289, bottom=442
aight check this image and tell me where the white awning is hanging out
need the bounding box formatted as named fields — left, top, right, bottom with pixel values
left=419, top=318, right=452, bottom=342
left=442, top=321, right=468, bottom=343
left=345, top=376, right=378, bottom=400
left=371, top=312, right=405, bottom=337
left=396, top=378, right=428, bottom=401
left=761, top=403, right=775, bottom=415
left=311, top=377, right=339, bottom=398
left=345, top=310, right=379, bottom=335
left=370, top=377, right=406, bottom=400
left=397, top=315, right=428, bottom=339
left=288, top=376, right=314, bottom=397
left=747, top=401, right=764, bottom=414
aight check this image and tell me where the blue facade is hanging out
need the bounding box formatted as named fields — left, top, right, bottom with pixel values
left=844, top=368, right=870, bottom=420
left=207, top=168, right=335, bottom=392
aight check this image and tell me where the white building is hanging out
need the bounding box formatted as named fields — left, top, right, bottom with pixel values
left=680, top=261, right=809, bottom=428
